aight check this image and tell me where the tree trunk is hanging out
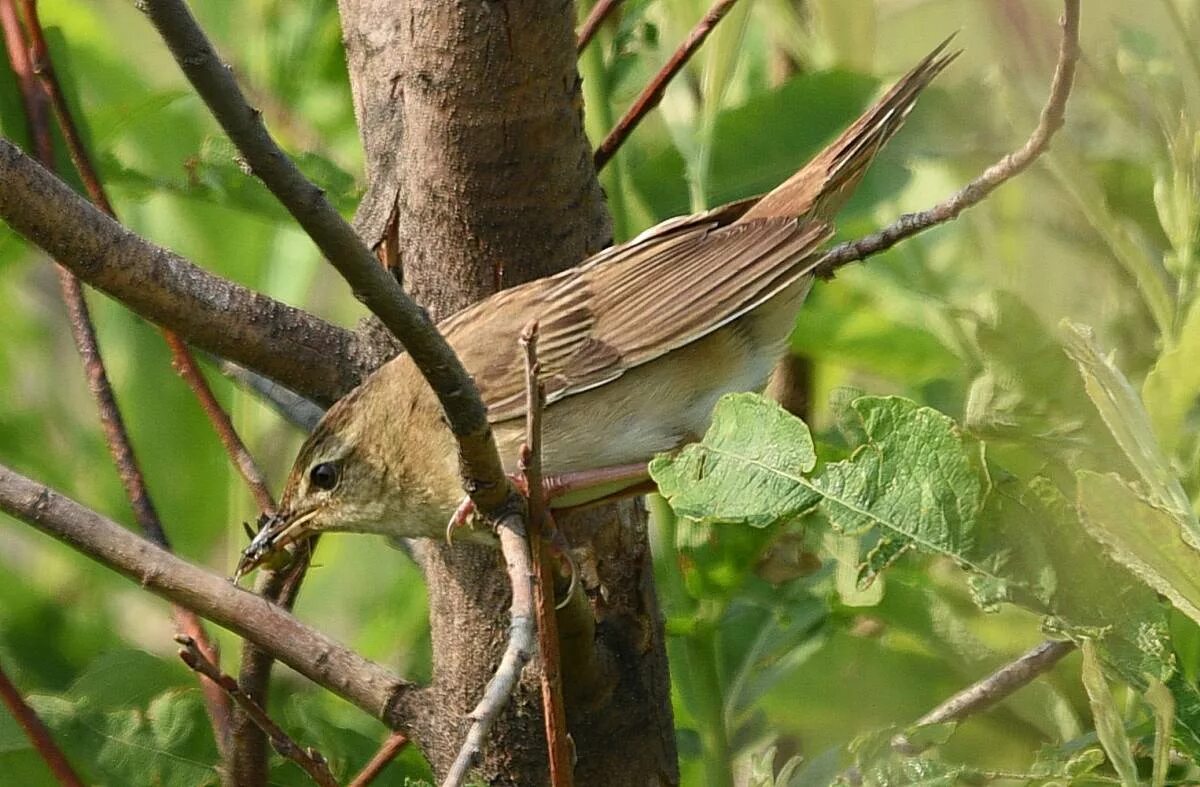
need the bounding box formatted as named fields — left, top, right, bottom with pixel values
left=337, top=0, right=679, bottom=783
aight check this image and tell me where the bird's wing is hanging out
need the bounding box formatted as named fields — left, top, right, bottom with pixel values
left=444, top=213, right=831, bottom=424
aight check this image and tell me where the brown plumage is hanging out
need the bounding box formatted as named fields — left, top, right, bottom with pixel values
left=237, top=39, right=957, bottom=573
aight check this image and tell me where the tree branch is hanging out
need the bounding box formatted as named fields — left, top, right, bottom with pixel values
left=347, top=732, right=409, bottom=787
left=576, top=0, right=622, bottom=53
left=809, top=0, right=1081, bottom=280
left=217, top=358, right=325, bottom=432
left=443, top=519, right=536, bottom=787
left=177, top=635, right=338, bottom=787
left=140, top=0, right=510, bottom=513
left=0, top=0, right=234, bottom=752
left=0, top=139, right=366, bottom=406
left=0, top=464, right=419, bottom=730
left=519, top=323, right=573, bottom=787
left=0, top=659, right=84, bottom=787
left=594, top=0, right=744, bottom=171
left=916, top=640, right=1075, bottom=730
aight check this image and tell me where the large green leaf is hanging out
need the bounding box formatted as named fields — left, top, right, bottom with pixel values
left=1064, top=321, right=1199, bottom=541
left=651, top=393, right=980, bottom=555
left=1077, top=471, right=1200, bottom=626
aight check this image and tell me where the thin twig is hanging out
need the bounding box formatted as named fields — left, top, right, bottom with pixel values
left=233, top=543, right=318, bottom=786
left=0, top=659, right=85, bottom=787
left=176, top=636, right=338, bottom=787
left=347, top=732, right=409, bottom=787
left=894, top=640, right=1076, bottom=753
left=0, top=0, right=233, bottom=751
left=915, top=639, right=1076, bottom=727
left=576, top=0, right=622, bottom=53
left=139, top=0, right=510, bottom=516
left=520, top=323, right=574, bottom=787
left=593, top=0, right=743, bottom=171
left=217, top=358, right=326, bottom=431
left=442, top=518, right=536, bottom=787
left=841, top=639, right=1077, bottom=786
left=809, top=0, right=1082, bottom=280
left=0, top=463, right=418, bottom=729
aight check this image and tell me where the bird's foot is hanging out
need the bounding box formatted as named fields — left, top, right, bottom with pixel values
left=445, top=472, right=580, bottom=609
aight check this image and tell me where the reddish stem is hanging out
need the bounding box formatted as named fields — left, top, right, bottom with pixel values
left=520, top=323, right=574, bottom=787
left=576, top=0, right=622, bottom=53
left=347, top=732, right=410, bottom=787
left=594, top=0, right=743, bottom=170
left=1, top=0, right=234, bottom=751
left=0, top=660, right=85, bottom=787
left=18, top=0, right=277, bottom=515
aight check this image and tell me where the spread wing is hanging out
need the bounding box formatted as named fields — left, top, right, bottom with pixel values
left=441, top=209, right=832, bottom=424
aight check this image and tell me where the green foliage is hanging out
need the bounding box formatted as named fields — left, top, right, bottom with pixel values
left=4, top=0, right=1200, bottom=785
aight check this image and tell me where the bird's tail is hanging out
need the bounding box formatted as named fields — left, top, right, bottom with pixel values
left=738, top=36, right=958, bottom=224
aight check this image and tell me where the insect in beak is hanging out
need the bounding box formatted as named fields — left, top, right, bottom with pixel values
left=233, top=508, right=321, bottom=582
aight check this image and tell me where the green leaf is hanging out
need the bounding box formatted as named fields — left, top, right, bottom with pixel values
left=1063, top=320, right=1198, bottom=538
left=649, top=393, right=822, bottom=529
left=1080, top=640, right=1140, bottom=787
left=68, top=649, right=182, bottom=711
left=651, top=394, right=980, bottom=563
left=1077, top=471, right=1200, bottom=626
left=1144, top=677, right=1175, bottom=787
left=1143, top=295, right=1200, bottom=456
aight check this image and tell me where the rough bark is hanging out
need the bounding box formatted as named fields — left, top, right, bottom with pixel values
left=337, top=0, right=678, bottom=783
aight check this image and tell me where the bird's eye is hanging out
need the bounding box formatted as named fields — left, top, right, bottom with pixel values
left=309, top=461, right=340, bottom=491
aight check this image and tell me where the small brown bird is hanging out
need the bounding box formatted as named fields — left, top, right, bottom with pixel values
left=236, top=40, right=956, bottom=577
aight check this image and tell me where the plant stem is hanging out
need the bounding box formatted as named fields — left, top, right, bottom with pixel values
left=682, top=625, right=734, bottom=787
left=579, top=1, right=630, bottom=242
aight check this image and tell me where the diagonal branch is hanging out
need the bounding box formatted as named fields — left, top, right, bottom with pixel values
left=0, top=659, right=84, bottom=787
left=809, top=0, right=1081, bottom=280
left=576, top=0, right=622, bottom=53
left=347, top=732, right=409, bottom=787
left=139, top=0, right=510, bottom=513
left=177, top=635, right=338, bottom=787
left=0, top=0, right=233, bottom=752
left=0, top=138, right=367, bottom=406
left=594, top=0, right=743, bottom=171
left=0, top=463, right=420, bottom=731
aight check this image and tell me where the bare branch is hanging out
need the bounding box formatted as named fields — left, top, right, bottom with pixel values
left=140, top=0, right=510, bottom=514
left=347, top=732, right=409, bottom=787
left=0, top=139, right=366, bottom=406
left=443, top=518, right=535, bottom=787
left=912, top=640, right=1075, bottom=732
left=0, top=658, right=85, bottom=787
left=594, top=0, right=744, bottom=171
left=810, top=0, right=1081, bottom=280
left=177, top=636, right=338, bottom=787
left=576, top=0, right=622, bottom=53
left=218, top=358, right=325, bottom=431
left=520, top=323, right=574, bottom=787
left=0, top=464, right=417, bottom=729
left=0, top=0, right=234, bottom=750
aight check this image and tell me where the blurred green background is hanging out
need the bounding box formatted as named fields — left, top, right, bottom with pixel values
left=1, top=0, right=1198, bottom=783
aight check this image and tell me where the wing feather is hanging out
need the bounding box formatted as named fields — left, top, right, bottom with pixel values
left=456, top=216, right=831, bottom=423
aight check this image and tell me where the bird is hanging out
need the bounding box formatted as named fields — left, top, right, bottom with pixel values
left=235, top=39, right=957, bottom=578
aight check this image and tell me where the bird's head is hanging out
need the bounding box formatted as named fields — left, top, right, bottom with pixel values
left=233, top=368, right=461, bottom=580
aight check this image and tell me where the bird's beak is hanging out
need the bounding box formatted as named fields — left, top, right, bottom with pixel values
left=233, top=506, right=322, bottom=582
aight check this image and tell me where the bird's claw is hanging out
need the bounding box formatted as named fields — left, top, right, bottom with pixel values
left=444, top=478, right=580, bottom=609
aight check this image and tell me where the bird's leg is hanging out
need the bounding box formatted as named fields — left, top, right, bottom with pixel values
left=446, top=463, right=653, bottom=601
left=445, top=461, right=653, bottom=543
